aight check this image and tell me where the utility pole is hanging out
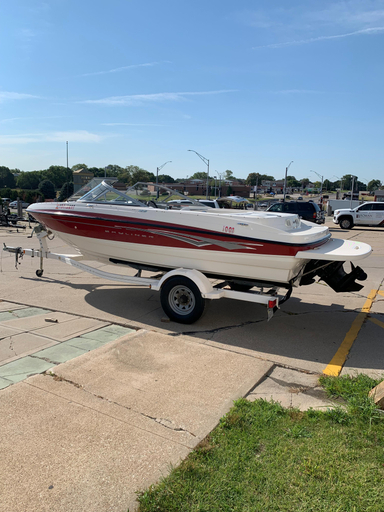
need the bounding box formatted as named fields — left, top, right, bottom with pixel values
left=188, top=150, right=210, bottom=199
left=283, top=161, right=293, bottom=202
left=156, top=161, right=172, bottom=199
left=254, top=175, right=259, bottom=210
left=66, top=141, right=70, bottom=182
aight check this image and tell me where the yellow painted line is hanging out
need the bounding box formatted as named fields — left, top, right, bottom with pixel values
left=323, top=289, right=378, bottom=376
left=369, top=317, right=384, bottom=329
left=377, top=291, right=384, bottom=298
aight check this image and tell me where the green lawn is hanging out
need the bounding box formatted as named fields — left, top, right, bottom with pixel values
left=136, top=374, right=384, bottom=512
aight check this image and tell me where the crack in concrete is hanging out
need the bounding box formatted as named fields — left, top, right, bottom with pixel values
left=44, top=371, right=196, bottom=437
left=30, top=354, right=61, bottom=365
left=8, top=337, right=16, bottom=356
left=170, top=318, right=265, bottom=337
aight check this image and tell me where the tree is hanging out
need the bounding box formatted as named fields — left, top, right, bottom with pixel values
left=368, top=179, right=381, bottom=191
left=341, top=175, right=357, bottom=191
left=104, top=164, right=124, bottom=175
left=224, top=170, right=235, bottom=180
left=157, top=174, right=175, bottom=183
left=246, top=173, right=275, bottom=186
left=38, top=180, right=56, bottom=199
left=190, top=172, right=208, bottom=180
left=286, top=176, right=300, bottom=188
left=58, top=182, right=74, bottom=201
left=43, top=165, right=70, bottom=189
left=131, top=168, right=155, bottom=183
left=16, top=171, right=43, bottom=189
left=0, top=166, right=16, bottom=188
left=301, top=178, right=310, bottom=189
left=323, top=179, right=332, bottom=191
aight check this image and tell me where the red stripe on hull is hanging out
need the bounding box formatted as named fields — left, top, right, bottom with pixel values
left=30, top=210, right=329, bottom=257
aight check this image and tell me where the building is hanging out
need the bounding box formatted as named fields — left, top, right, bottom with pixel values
left=73, top=168, right=94, bottom=193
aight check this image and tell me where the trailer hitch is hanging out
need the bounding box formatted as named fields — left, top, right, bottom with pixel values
left=3, top=244, right=23, bottom=269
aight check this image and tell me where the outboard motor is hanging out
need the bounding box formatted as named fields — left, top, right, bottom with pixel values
left=300, top=260, right=367, bottom=292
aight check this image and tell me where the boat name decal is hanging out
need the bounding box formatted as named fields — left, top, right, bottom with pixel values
left=55, top=204, right=75, bottom=210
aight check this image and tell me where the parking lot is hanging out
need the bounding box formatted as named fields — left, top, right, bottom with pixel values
left=1, top=216, right=383, bottom=511
left=1, top=216, right=383, bottom=379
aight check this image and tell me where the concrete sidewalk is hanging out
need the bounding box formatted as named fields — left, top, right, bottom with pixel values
left=0, top=329, right=275, bottom=512
left=0, top=301, right=334, bottom=512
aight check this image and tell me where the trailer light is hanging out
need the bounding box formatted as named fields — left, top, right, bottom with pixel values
left=268, top=299, right=277, bottom=309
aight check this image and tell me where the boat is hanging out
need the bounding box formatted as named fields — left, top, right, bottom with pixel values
left=26, top=180, right=371, bottom=295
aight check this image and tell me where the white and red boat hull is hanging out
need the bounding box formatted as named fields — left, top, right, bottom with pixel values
left=27, top=201, right=370, bottom=286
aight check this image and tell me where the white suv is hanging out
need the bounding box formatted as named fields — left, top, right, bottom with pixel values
left=333, top=202, right=384, bottom=229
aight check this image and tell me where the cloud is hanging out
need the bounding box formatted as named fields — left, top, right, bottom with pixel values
left=271, top=89, right=324, bottom=94
left=81, top=90, right=236, bottom=106
left=0, top=115, right=71, bottom=124
left=253, top=26, right=384, bottom=48
left=81, top=61, right=170, bottom=77
left=101, top=123, right=166, bottom=126
left=0, top=130, right=102, bottom=145
left=0, top=91, right=40, bottom=103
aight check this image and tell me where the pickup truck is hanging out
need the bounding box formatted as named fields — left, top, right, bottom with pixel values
left=333, top=202, right=384, bottom=229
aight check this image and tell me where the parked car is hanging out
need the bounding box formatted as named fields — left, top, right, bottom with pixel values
left=267, top=201, right=325, bottom=224
left=9, top=200, right=30, bottom=209
left=297, top=196, right=303, bottom=200
left=167, top=199, right=220, bottom=209
left=333, top=202, right=384, bottom=229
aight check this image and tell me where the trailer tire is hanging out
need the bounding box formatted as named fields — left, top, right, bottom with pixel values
left=36, top=269, right=44, bottom=277
left=339, top=216, right=354, bottom=229
left=160, top=276, right=205, bottom=324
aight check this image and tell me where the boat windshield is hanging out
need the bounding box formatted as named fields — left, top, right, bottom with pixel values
left=125, top=182, right=210, bottom=209
left=77, top=181, right=215, bottom=210
left=77, top=181, right=144, bottom=206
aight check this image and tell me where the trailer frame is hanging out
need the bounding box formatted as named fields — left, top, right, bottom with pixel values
left=3, top=227, right=290, bottom=324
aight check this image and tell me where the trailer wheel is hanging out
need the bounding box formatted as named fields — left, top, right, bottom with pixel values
left=339, top=216, right=354, bottom=229
left=36, top=269, right=44, bottom=277
left=160, top=276, right=205, bottom=324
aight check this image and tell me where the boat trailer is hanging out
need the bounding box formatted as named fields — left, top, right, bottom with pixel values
left=3, top=226, right=291, bottom=324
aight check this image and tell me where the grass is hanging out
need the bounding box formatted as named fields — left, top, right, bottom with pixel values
left=136, top=374, right=384, bottom=512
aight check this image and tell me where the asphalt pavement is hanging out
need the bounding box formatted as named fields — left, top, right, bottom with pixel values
left=1, top=216, right=383, bottom=511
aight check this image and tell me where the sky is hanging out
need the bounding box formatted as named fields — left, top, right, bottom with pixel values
left=1, top=0, right=383, bottom=183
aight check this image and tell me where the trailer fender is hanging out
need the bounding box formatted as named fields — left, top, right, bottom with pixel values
left=153, top=268, right=214, bottom=296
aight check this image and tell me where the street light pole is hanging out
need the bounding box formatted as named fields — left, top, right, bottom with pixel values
left=334, top=175, right=343, bottom=196
left=310, top=170, right=323, bottom=195
left=350, top=175, right=357, bottom=208
left=216, top=172, right=224, bottom=198
left=156, top=161, right=172, bottom=198
left=188, top=150, right=210, bottom=199
left=283, top=161, right=293, bottom=202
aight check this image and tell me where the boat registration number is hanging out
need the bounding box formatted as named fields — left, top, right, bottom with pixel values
left=222, top=226, right=235, bottom=234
